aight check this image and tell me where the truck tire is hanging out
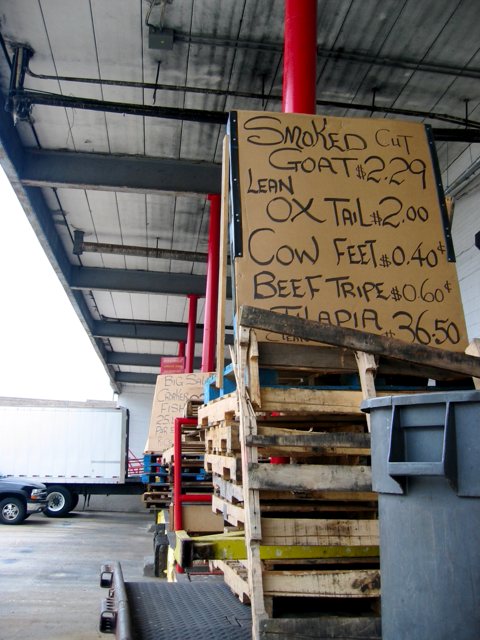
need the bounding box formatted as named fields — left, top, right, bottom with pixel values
left=44, top=486, right=73, bottom=517
left=0, top=497, right=26, bottom=525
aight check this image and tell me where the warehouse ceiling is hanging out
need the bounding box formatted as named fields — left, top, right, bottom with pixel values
left=0, top=0, right=479, bottom=391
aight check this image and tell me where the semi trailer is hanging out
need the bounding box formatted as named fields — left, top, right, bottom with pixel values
left=0, top=400, right=144, bottom=516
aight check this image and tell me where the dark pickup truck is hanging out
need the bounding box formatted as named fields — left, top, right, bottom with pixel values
left=0, top=476, right=48, bottom=524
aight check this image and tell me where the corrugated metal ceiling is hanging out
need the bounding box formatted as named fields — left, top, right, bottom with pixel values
left=0, top=0, right=478, bottom=390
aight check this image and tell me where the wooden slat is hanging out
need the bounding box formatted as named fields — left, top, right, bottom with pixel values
left=211, top=560, right=250, bottom=604
left=246, top=431, right=370, bottom=456
left=212, top=494, right=245, bottom=526
left=206, top=422, right=240, bottom=454
left=260, top=616, right=381, bottom=639
left=240, top=305, right=480, bottom=378
left=259, top=387, right=364, bottom=414
left=212, top=474, right=244, bottom=503
left=205, top=453, right=242, bottom=482
left=248, top=463, right=372, bottom=492
left=260, top=518, right=378, bottom=547
left=262, top=569, right=380, bottom=598
left=197, top=393, right=238, bottom=426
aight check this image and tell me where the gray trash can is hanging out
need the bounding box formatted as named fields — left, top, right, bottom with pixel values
left=362, top=390, right=480, bottom=640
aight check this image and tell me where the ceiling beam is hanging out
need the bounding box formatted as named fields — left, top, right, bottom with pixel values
left=20, top=149, right=222, bottom=195
left=107, top=352, right=163, bottom=367
left=115, top=372, right=158, bottom=385
left=69, top=265, right=232, bottom=298
left=93, top=319, right=235, bottom=344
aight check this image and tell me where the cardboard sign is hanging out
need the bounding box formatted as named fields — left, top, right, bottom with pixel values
left=160, top=356, right=186, bottom=374
left=144, top=372, right=212, bottom=454
left=229, top=111, right=468, bottom=351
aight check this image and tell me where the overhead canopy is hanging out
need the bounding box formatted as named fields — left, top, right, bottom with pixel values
left=0, top=0, right=478, bottom=390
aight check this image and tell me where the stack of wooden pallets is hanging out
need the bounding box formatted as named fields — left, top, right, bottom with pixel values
left=143, top=425, right=211, bottom=511
left=199, top=335, right=384, bottom=638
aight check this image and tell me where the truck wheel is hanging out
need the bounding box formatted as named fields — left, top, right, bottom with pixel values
left=0, top=497, right=26, bottom=525
left=44, top=486, right=73, bottom=517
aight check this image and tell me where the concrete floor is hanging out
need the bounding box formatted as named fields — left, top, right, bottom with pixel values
left=0, top=510, right=157, bottom=640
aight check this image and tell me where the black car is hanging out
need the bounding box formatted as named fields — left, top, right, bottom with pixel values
left=0, top=475, right=48, bottom=524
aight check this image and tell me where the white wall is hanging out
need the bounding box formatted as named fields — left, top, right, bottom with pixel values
left=118, top=385, right=155, bottom=459
left=451, top=186, right=480, bottom=341
left=441, top=142, right=480, bottom=342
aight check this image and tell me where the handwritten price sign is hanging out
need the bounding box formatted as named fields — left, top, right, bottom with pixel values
left=229, top=111, right=467, bottom=351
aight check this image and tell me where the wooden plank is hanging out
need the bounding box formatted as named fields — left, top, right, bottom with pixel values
left=260, top=518, right=378, bottom=547
left=260, top=616, right=381, bottom=639
left=248, top=329, right=262, bottom=408
left=262, top=569, right=380, bottom=598
left=215, top=135, right=230, bottom=390
left=233, top=331, right=268, bottom=636
left=258, top=342, right=358, bottom=372
left=205, top=453, right=242, bottom=482
left=260, top=387, right=364, bottom=414
left=212, top=494, right=245, bottom=526
left=247, top=431, right=370, bottom=456
left=239, top=305, right=480, bottom=378
left=211, top=560, right=250, bottom=604
left=206, top=422, right=240, bottom=454
left=212, top=473, right=244, bottom=503
left=197, top=392, right=238, bottom=426
left=248, top=463, right=372, bottom=492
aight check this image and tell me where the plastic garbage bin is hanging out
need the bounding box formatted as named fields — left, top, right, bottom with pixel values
left=362, top=390, right=480, bottom=640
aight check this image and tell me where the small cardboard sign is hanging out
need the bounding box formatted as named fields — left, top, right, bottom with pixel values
left=144, top=372, right=211, bottom=454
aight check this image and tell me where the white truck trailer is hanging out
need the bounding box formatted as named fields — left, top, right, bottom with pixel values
left=0, top=400, right=144, bottom=516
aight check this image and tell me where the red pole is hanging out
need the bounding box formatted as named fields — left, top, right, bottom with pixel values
left=282, top=0, right=317, bottom=115
left=177, top=341, right=185, bottom=358
left=201, top=194, right=221, bottom=372
left=185, top=294, right=198, bottom=374
left=271, top=0, right=317, bottom=466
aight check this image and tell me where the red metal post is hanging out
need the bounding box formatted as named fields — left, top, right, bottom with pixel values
left=282, top=0, right=317, bottom=115
left=271, top=0, right=318, bottom=465
left=173, top=417, right=210, bottom=574
left=177, top=341, right=185, bottom=358
left=201, top=194, right=221, bottom=372
left=185, top=294, right=198, bottom=374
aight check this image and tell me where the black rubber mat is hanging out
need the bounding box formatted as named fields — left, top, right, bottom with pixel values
left=125, top=581, right=252, bottom=640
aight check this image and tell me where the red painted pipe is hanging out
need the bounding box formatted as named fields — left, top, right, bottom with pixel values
left=201, top=194, right=221, bottom=372
left=282, top=0, right=317, bottom=115
left=177, top=341, right=185, bottom=358
left=271, top=0, right=317, bottom=465
left=179, top=494, right=211, bottom=503
left=173, top=417, right=198, bottom=532
left=185, top=294, right=198, bottom=374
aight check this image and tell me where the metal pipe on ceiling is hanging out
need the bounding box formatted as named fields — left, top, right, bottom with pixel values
left=8, top=88, right=480, bottom=137
left=73, top=230, right=209, bottom=263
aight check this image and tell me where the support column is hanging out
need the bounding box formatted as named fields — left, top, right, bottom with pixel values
left=201, top=194, right=221, bottom=372
left=185, top=294, right=198, bottom=374
left=282, top=0, right=317, bottom=114
left=271, top=0, right=318, bottom=466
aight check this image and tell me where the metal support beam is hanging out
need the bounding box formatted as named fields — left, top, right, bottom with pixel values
left=93, top=320, right=203, bottom=342
left=20, top=149, right=221, bottom=195
left=106, top=351, right=203, bottom=369
left=70, top=266, right=232, bottom=298
left=114, top=372, right=158, bottom=385
left=93, top=319, right=234, bottom=344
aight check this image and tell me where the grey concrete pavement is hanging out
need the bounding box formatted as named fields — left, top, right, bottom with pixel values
left=0, top=510, right=157, bottom=640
